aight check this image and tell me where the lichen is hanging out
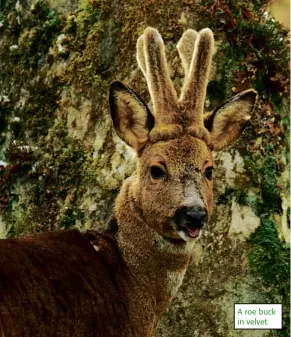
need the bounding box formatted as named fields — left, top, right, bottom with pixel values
left=229, top=200, right=260, bottom=240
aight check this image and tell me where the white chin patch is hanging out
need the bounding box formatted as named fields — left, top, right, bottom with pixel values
left=177, top=230, right=190, bottom=242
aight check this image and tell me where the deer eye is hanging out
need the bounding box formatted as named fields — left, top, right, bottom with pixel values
left=150, top=165, right=166, bottom=180
left=204, top=167, right=213, bottom=180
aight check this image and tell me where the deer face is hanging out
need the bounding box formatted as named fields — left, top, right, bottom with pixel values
left=136, top=135, right=213, bottom=241
left=109, top=28, right=257, bottom=242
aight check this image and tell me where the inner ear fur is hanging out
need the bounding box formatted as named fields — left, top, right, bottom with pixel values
left=205, top=89, right=258, bottom=151
left=109, top=81, right=154, bottom=152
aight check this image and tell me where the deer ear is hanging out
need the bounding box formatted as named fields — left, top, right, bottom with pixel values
left=204, top=89, right=258, bottom=151
left=109, top=81, right=155, bottom=152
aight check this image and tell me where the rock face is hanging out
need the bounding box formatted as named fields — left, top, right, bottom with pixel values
left=0, top=1, right=289, bottom=336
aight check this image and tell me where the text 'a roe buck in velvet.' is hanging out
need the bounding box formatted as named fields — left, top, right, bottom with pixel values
left=0, top=27, right=257, bottom=337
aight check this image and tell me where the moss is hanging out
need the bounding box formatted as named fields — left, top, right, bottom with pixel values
left=249, top=218, right=289, bottom=287
left=244, top=155, right=262, bottom=186
left=0, top=106, right=10, bottom=153
left=2, top=121, right=88, bottom=235
left=0, top=0, right=17, bottom=21
left=0, top=0, right=63, bottom=146
left=58, top=0, right=115, bottom=93
left=218, top=152, right=283, bottom=217
left=1, top=0, right=62, bottom=70
left=59, top=204, right=85, bottom=229
left=0, top=0, right=124, bottom=235
left=22, top=83, right=61, bottom=141
left=9, top=205, right=36, bottom=237
left=261, top=157, right=282, bottom=213
left=199, top=0, right=289, bottom=105
left=0, top=0, right=289, bottom=335
left=248, top=218, right=290, bottom=336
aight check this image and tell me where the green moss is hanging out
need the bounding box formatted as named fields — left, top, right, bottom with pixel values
left=59, top=205, right=85, bottom=229
left=249, top=218, right=289, bottom=287
left=9, top=204, right=36, bottom=237
left=261, top=157, right=282, bottom=213
left=2, top=121, right=88, bottom=235
left=244, top=155, right=262, bottom=185
left=56, top=0, right=121, bottom=92
left=0, top=0, right=289, bottom=336
left=75, top=0, right=102, bottom=38
left=218, top=152, right=283, bottom=216
left=0, top=0, right=17, bottom=20
left=2, top=1, right=62, bottom=70
left=199, top=0, right=289, bottom=105
left=0, top=0, right=63, bottom=148
left=248, top=218, right=290, bottom=336
left=0, top=0, right=122, bottom=235
left=22, top=83, right=61, bottom=141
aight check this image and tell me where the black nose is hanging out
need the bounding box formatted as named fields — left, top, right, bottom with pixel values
left=174, top=206, right=208, bottom=229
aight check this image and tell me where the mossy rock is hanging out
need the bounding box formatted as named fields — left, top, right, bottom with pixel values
left=0, top=0, right=289, bottom=336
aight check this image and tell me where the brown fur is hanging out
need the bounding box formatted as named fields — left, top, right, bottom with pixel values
left=0, top=27, right=258, bottom=337
left=177, top=29, right=197, bottom=75
left=137, top=28, right=178, bottom=122
left=207, top=89, right=258, bottom=150
left=0, top=229, right=134, bottom=336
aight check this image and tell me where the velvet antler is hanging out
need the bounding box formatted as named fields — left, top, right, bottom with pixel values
left=178, top=29, right=214, bottom=142
left=110, top=26, right=257, bottom=152
left=136, top=28, right=183, bottom=140
left=176, top=29, right=198, bottom=76
left=136, top=27, right=214, bottom=142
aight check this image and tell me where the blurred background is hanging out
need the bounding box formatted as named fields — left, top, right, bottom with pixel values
left=268, top=0, right=290, bottom=28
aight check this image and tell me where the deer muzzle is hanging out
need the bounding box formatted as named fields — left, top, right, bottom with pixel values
left=174, top=206, right=208, bottom=239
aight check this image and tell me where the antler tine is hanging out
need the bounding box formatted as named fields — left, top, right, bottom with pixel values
left=177, top=29, right=198, bottom=76
left=137, top=27, right=178, bottom=126
left=179, top=29, right=214, bottom=133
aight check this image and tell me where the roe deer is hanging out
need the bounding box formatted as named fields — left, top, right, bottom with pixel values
left=0, top=27, right=257, bottom=337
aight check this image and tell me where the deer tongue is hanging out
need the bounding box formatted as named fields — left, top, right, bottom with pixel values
left=187, top=227, right=199, bottom=238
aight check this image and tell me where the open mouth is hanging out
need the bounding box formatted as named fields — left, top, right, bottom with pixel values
left=185, top=226, right=200, bottom=238
left=173, top=206, right=207, bottom=241
left=177, top=224, right=201, bottom=239
left=174, top=221, right=203, bottom=241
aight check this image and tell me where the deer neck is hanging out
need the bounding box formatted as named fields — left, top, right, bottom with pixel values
left=114, top=175, right=194, bottom=319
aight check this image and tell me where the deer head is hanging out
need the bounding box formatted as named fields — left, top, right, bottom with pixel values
left=109, top=27, right=257, bottom=242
